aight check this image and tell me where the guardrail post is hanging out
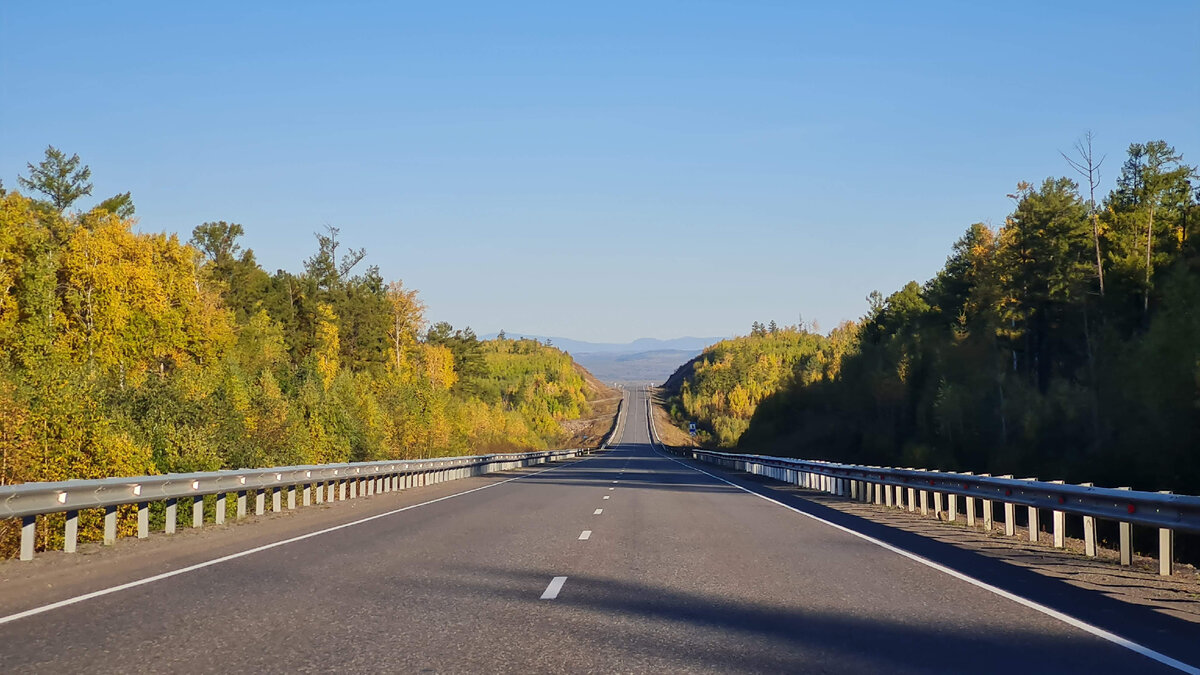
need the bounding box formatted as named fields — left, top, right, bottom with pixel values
left=1159, top=491, right=1174, bottom=576
left=303, top=484, right=312, bottom=506
left=64, top=509, right=79, bottom=553
left=884, top=484, right=894, bottom=507
left=166, top=497, right=178, bottom=533
left=919, top=489, right=928, bottom=516
left=907, top=486, right=917, bottom=513
left=1118, top=487, right=1132, bottom=565
left=272, top=487, right=282, bottom=512
left=104, top=504, right=118, bottom=544
left=1050, top=480, right=1065, bottom=548
left=874, top=482, right=882, bottom=505
left=1001, top=475, right=1015, bottom=536
left=20, top=515, right=35, bottom=561
left=350, top=480, right=358, bottom=499
left=137, top=502, right=149, bottom=538
left=979, top=474, right=993, bottom=531
left=1025, top=478, right=1040, bottom=543
left=192, top=496, right=203, bottom=528
left=237, top=490, right=247, bottom=518
left=933, top=491, right=944, bottom=519
left=255, top=489, right=265, bottom=516
left=215, top=493, right=226, bottom=524
left=287, top=485, right=296, bottom=509
left=1080, top=483, right=1097, bottom=557
left=947, top=492, right=957, bottom=523
left=959, top=472, right=974, bottom=526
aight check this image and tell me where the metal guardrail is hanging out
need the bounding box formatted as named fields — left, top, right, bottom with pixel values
left=2, top=449, right=584, bottom=561
left=646, top=394, right=1197, bottom=576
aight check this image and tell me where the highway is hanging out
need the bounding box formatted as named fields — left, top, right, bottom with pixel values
left=0, top=388, right=1197, bottom=673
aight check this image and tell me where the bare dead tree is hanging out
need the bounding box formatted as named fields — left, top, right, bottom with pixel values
left=1060, top=131, right=1106, bottom=296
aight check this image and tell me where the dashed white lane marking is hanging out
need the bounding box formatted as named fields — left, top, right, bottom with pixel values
left=603, top=496, right=610, bottom=500
left=612, top=480, right=619, bottom=484
left=541, top=576, right=568, bottom=599
left=609, top=487, right=615, bottom=490
left=593, top=508, right=603, bottom=515
left=579, top=530, right=591, bottom=540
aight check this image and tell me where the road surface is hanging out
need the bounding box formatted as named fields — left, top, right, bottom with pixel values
left=0, top=388, right=1197, bottom=673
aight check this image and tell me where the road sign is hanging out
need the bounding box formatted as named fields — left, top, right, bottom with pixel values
left=688, top=422, right=697, bottom=435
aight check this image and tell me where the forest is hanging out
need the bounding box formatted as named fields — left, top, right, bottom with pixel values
left=672, top=138, right=1200, bottom=495
left=0, top=148, right=605, bottom=553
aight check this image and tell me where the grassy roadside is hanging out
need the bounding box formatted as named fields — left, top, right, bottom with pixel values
left=648, top=387, right=702, bottom=449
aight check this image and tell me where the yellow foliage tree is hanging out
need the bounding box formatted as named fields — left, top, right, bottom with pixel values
left=421, top=343, right=458, bottom=390
left=313, top=302, right=340, bottom=390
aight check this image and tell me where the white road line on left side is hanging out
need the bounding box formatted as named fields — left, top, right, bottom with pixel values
left=541, top=576, right=568, bottom=599
left=593, top=508, right=604, bottom=515
left=0, top=458, right=591, bottom=627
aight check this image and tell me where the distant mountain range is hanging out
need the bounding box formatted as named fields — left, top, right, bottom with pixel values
left=481, top=333, right=724, bottom=383
left=481, top=333, right=722, bottom=356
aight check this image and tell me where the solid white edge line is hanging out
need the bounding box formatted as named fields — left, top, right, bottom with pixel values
left=0, top=456, right=593, bottom=627
left=541, top=575, right=568, bottom=600
left=579, top=530, right=592, bottom=540
left=646, top=419, right=1200, bottom=674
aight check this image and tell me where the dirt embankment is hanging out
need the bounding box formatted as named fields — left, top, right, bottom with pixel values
left=648, top=387, right=700, bottom=448
left=559, top=363, right=622, bottom=450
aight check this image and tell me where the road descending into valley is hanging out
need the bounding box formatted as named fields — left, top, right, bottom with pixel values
left=1, top=388, right=1197, bottom=673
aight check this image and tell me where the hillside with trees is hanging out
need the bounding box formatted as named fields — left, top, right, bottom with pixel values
left=676, top=138, right=1200, bottom=494
left=663, top=321, right=854, bottom=447
left=0, top=147, right=612, bottom=552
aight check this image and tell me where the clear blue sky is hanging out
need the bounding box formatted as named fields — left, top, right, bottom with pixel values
left=2, top=1, right=1197, bottom=342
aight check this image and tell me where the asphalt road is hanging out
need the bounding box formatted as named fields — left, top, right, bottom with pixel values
left=0, top=387, right=1197, bottom=673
